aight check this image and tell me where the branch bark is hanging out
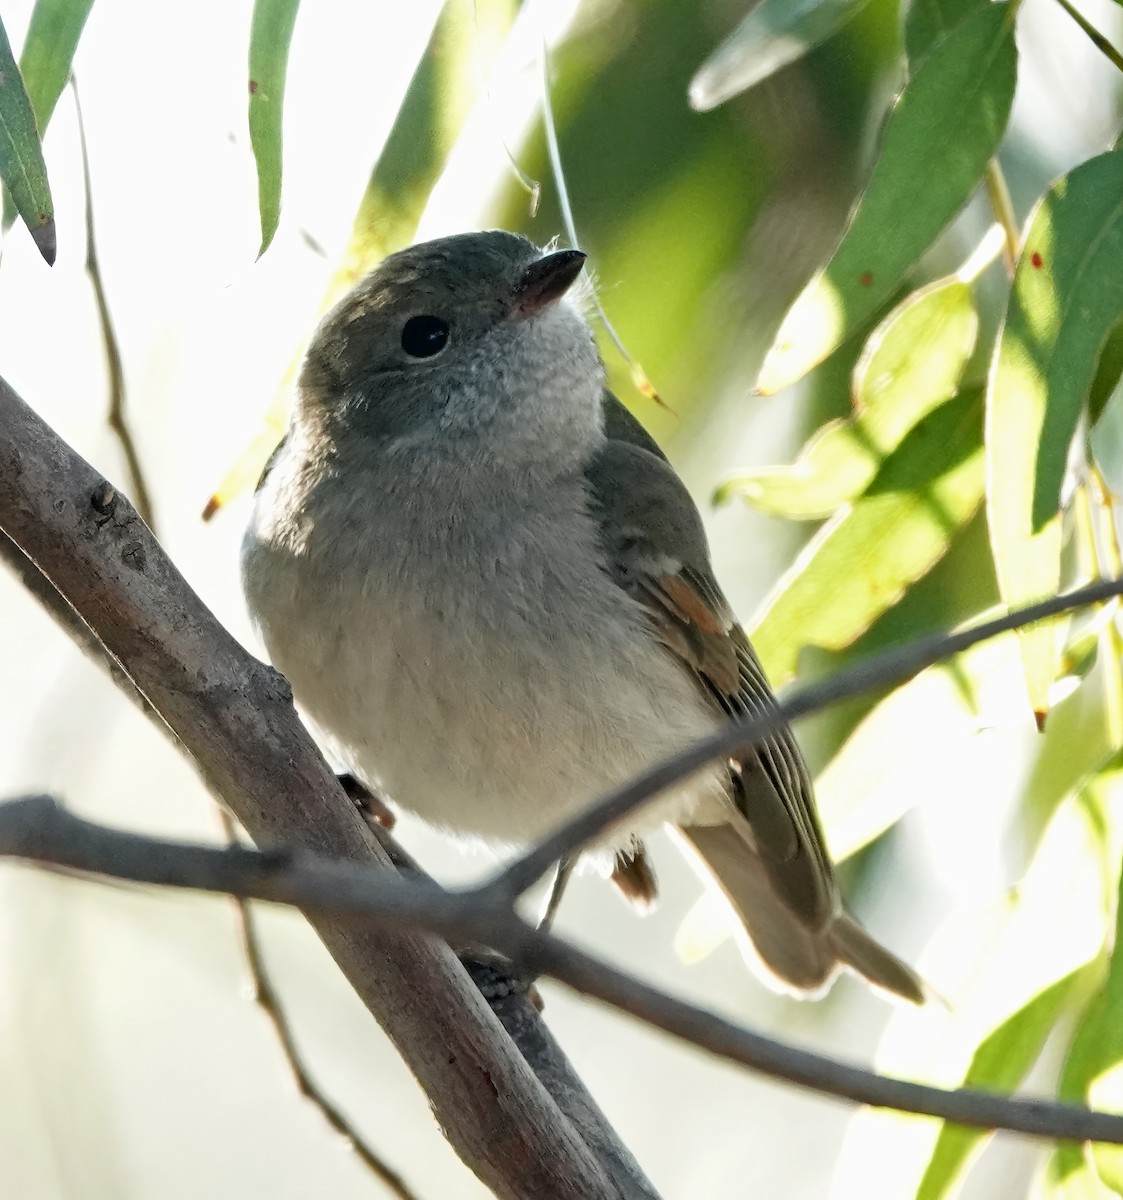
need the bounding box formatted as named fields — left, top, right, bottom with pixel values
left=0, top=374, right=654, bottom=1200
left=6, top=793, right=1123, bottom=1149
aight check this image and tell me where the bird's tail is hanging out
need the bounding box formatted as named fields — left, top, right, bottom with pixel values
left=677, top=822, right=925, bottom=1004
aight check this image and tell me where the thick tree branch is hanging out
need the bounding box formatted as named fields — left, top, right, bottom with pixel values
left=0, top=374, right=652, bottom=1200
left=5, top=793, right=1123, bottom=1149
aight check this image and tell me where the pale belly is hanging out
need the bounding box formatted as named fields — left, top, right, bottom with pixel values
left=243, top=510, right=730, bottom=851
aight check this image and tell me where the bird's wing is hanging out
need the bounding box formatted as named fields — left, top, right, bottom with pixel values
left=584, top=394, right=835, bottom=928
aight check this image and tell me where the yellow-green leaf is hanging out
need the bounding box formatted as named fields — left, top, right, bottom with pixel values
left=757, top=4, right=1015, bottom=395
left=0, top=15, right=54, bottom=263
left=247, top=0, right=300, bottom=256
left=1055, top=761, right=1123, bottom=1192
left=750, top=389, right=984, bottom=683
left=833, top=794, right=1110, bottom=1199
left=1039, top=1148, right=1119, bottom=1200
left=986, top=149, right=1123, bottom=720
left=719, top=277, right=976, bottom=518
left=1, top=0, right=95, bottom=232
left=336, top=0, right=520, bottom=289
left=916, top=972, right=1085, bottom=1200
left=689, top=0, right=873, bottom=111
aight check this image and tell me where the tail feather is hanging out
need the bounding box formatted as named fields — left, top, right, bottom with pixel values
left=828, top=913, right=926, bottom=1004
left=677, top=822, right=924, bottom=1004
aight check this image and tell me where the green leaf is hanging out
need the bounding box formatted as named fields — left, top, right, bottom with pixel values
left=1056, top=761, right=1123, bottom=1192
left=0, top=15, right=54, bottom=263
left=750, top=388, right=984, bottom=683
left=339, top=0, right=521, bottom=284
left=904, top=0, right=989, bottom=66
left=247, top=0, right=300, bottom=256
left=1039, top=1147, right=1119, bottom=1200
left=1089, top=319, right=1123, bottom=426
left=986, top=149, right=1123, bottom=720
left=916, top=972, right=1084, bottom=1200
left=832, top=794, right=1111, bottom=1199
left=689, top=0, right=874, bottom=111
left=718, top=277, right=976, bottom=518
left=757, top=4, right=1016, bottom=395
left=1, top=0, right=95, bottom=232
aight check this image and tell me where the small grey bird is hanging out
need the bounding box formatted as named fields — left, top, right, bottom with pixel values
left=242, top=230, right=923, bottom=1002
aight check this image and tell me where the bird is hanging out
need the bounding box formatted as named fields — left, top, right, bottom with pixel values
left=241, top=229, right=924, bottom=1003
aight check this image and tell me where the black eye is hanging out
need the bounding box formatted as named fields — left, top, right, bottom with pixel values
left=401, top=314, right=450, bottom=358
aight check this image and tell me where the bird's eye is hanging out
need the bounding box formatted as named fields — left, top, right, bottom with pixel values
left=401, top=315, right=450, bottom=358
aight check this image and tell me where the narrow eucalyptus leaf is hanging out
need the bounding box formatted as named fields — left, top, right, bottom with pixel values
left=2, top=0, right=95, bottom=231
left=986, top=149, right=1123, bottom=719
left=720, top=278, right=976, bottom=517
left=758, top=4, right=1016, bottom=394
left=750, top=389, right=984, bottom=683
left=248, top=0, right=300, bottom=256
left=689, top=0, right=873, bottom=111
left=0, top=15, right=54, bottom=263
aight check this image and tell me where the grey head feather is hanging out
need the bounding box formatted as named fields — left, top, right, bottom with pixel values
left=295, top=231, right=605, bottom=479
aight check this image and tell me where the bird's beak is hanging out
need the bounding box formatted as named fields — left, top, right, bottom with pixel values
left=512, top=249, right=587, bottom=318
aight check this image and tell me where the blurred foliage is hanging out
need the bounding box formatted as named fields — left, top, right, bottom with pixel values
left=5, top=0, right=1123, bottom=1194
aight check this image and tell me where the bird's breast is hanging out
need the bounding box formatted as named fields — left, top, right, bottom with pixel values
left=243, top=457, right=726, bottom=848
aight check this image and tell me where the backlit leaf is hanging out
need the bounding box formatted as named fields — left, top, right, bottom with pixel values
left=986, top=150, right=1123, bottom=720
left=1055, top=760, right=1123, bottom=1192
left=757, top=4, right=1015, bottom=395
left=719, top=277, right=976, bottom=518
left=689, top=0, right=874, bottom=111
left=750, top=389, right=984, bottom=683
left=817, top=630, right=1024, bottom=861
left=916, top=972, right=1085, bottom=1200
left=832, top=795, right=1110, bottom=1199
left=247, top=0, right=300, bottom=256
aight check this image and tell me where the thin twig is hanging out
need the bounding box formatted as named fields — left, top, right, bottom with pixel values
left=71, top=77, right=156, bottom=530
left=1049, top=0, right=1123, bottom=75
left=217, top=810, right=419, bottom=1200
left=4, top=794, right=1123, bottom=1149
left=494, top=576, right=1123, bottom=897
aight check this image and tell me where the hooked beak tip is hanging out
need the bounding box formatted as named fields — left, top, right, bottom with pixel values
left=513, top=248, right=587, bottom=317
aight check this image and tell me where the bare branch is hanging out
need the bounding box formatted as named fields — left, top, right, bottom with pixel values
left=494, top=577, right=1123, bottom=897
left=4, top=793, right=1122, bottom=1150
left=0, top=373, right=644, bottom=1200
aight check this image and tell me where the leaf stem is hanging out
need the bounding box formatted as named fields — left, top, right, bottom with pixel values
left=1049, top=0, right=1123, bottom=75
left=984, top=160, right=1020, bottom=276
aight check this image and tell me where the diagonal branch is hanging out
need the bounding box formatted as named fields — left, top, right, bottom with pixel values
left=493, top=576, right=1123, bottom=898
left=216, top=808, right=420, bottom=1200
left=4, top=793, right=1123, bottom=1149
left=0, top=373, right=652, bottom=1200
